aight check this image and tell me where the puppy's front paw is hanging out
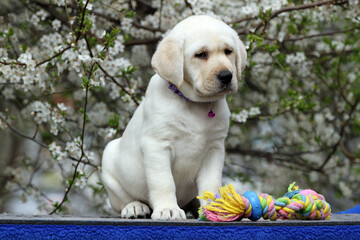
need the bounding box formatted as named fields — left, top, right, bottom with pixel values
left=121, top=201, right=151, bottom=219
left=151, top=206, right=186, bottom=220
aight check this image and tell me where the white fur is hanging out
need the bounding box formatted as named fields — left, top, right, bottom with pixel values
left=101, top=15, right=246, bottom=220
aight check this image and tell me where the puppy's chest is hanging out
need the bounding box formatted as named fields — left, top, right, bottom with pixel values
left=169, top=118, right=225, bottom=181
left=171, top=117, right=225, bottom=158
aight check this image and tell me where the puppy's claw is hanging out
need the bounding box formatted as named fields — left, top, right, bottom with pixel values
left=151, top=207, right=186, bottom=220
left=121, top=201, right=151, bottom=219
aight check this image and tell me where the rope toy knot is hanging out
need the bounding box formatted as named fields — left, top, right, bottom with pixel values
left=197, top=182, right=331, bottom=222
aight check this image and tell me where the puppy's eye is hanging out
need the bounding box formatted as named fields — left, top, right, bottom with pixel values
left=224, top=49, right=232, bottom=55
left=195, top=52, right=208, bottom=59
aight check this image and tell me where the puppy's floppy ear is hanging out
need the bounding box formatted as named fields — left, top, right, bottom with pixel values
left=151, top=36, right=184, bottom=89
left=235, top=36, right=247, bottom=81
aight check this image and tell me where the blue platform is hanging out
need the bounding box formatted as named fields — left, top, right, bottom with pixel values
left=0, top=214, right=359, bottom=239
left=336, top=204, right=360, bottom=214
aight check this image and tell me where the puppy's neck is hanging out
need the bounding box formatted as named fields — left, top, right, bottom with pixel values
left=168, top=82, right=216, bottom=118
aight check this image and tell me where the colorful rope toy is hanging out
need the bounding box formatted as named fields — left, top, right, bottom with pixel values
left=197, top=182, right=331, bottom=222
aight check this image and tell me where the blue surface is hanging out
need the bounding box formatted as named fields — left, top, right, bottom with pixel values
left=1, top=224, right=360, bottom=240
left=336, top=204, right=360, bottom=214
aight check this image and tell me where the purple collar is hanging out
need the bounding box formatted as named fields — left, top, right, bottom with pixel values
left=168, top=83, right=190, bottom=102
left=168, top=83, right=215, bottom=118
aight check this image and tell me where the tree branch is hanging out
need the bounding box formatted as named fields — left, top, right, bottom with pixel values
left=236, top=0, right=349, bottom=35
left=0, top=116, right=47, bottom=148
left=124, top=37, right=161, bottom=46
left=98, top=64, right=140, bottom=106
left=49, top=56, right=95, bottom=215
left=318, top=97, right=360, bottom=170
left=265, top=27, right=359, bottom=42
left=226, top=147, right=323, bottom=172
left=270, top=0, right=348, bottom=20
left=28, top=0, right=69, bottom=26
left=36, top=45, right=72, bottom=67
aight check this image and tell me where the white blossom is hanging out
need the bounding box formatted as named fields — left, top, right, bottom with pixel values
left=52, top=19, right=61, bottom=31
left=0, top=48, right=8, bottom=59
left=2, top=88, right=15, bottom=100
left=85, top=151, right=95, bottom=162
left=53, top=0, right=65, bottom=7
left=30, top=14, right=40, bottom=25
left=30, top=101, right=52, bottom=124
left=65, top=137, right=82, bottom=159
left=121, top=18, right=133, bottom=32
left=36, top=9, right=48, bottom=21
left=325, top=112, right=335, bottom=121
left=57, top=103, right=68, bottom=112
left=83, top=0, right=93, bottom=10
left=0, top=65, right=12, bottom=79
left=349, top=0, right=359, bottom=5
left=109, top=36, right=125, bottom=56
left=285, top=52, right=306, bottom=65
left=232, top=110, right=249, bottom=123
left=249, top=107, right=261, bottom=117
left=49, top=142, right=62, bottom=157
left=102, top=127, right=117, bottom=140
left=75, top=170, right=87, bottom=189
left=90, top=75, right=105, bottom=87
left=241, top=3, right=259, bottom=17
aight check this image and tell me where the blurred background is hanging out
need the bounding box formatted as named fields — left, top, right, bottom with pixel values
left=0, top=0, right=359, bottom=215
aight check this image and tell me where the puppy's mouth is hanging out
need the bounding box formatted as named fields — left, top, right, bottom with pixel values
left=195, top=83, right=233, bottom=97
left=219, top=83, right=234, bottom=92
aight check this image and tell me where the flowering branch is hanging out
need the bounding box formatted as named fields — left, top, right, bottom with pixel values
left=49, top=60, right=95, bottom=214
left=35, top=46, right=72, bottom=68
left=226, top=147, right=323, bottom=172
left=0, top=116, right=47, bottom=148
left=266, top=27, right=360, bottom=42
left=236, top=0, right=349, bottom=34
left=28, top=0, right=69, bottom=26
left=98, top=64, right=140, bottom=106
left=318, top=97, right=360, bottom=170
left=0, top=61, right=26, bottom=67
left=269, top=0, right=348, bottom=20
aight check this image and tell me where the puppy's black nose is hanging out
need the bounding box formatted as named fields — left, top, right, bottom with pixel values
left=217, top=70, right=232, bottom=85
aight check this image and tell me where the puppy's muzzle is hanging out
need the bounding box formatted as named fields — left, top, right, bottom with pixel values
left=217, top=70, right=233, bottom=85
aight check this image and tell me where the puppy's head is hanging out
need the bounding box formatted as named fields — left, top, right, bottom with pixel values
left=151, top=15, right=247, bottom=102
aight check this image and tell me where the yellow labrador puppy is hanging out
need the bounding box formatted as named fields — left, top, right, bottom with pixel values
left=102, top=15, right=247, bottom=220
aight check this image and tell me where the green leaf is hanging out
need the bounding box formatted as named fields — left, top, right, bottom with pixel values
left=67, top=178, right=74, bottom=185
left=78, top=0, right=84, bottom=7
left=314, top=136, right=322, bottom=144
left=108, top=113, right=120, bottom=128
left=53, top=201, right=59, bottom=208
left=264, top=43, right=279, bottom=53
left=323, top=37, right=333, bottom=47
left=247, top=33, right=264, bottom=44
left=21, top=44, right=27, bottom=52
left=125, top=11, right=136, bottom=18
left=6, top=27, right=14, bottom=38
left=104, top=27, right=120, bottom=48
left=287, top=23, right=298, bottom=35
left=123, top=34, right=131, bottom=42
left=82, top=76, right=90, bottom=89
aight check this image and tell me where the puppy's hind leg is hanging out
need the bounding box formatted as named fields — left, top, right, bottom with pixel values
left=102, top=173, right=150, bottom=218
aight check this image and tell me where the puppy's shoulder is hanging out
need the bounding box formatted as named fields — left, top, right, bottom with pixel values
left=146, top=74, right=168, bottom=94
left=143, top=74, right=178, bottom=108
